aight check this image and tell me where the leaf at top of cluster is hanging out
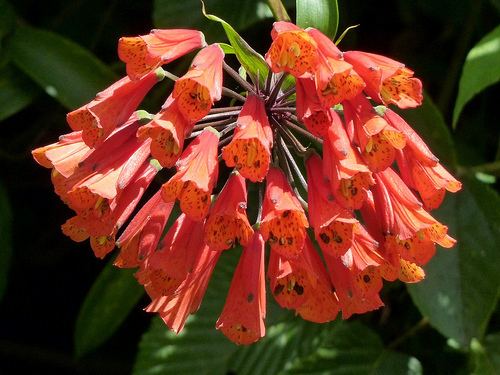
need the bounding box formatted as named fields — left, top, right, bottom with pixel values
left=296, top=0, right=339, bottom=39
left=154, top=0, right=273, bottom=43
left=408, top=176, right=500, bottom=348
left=453, top=24, right=500, bottom=127
left=7, top=25, right=117, bottom=109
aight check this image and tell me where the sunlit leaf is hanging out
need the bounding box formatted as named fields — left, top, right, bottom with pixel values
left=0, top=64, right=39, bottom=121
left=132, top=249, right=239, bottom=375
left=284, top=322, right=422, bottom=374
left=7, top=25, right=117, bottom=109
left=296, top=0, right=339, bottom=39
left=0, top=181, right=12, bottom=301
left=471, top=333, right=500, bottom=375
left=74, top=260, right=144, bottom=358
left=453, top=24, right=500, bottom=127
left=408, top=176, right=500, bottom=348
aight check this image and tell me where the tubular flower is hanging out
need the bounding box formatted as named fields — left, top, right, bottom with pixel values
left=173, top=44, right=224, bottom=123
left=118, top=28, right=206, bottom=80
left=222, top=95, right=273, bottom=182
left=137, top=95, right=190, bottom=168
left=323, top=114, right=374, bottom=209
left=295, top=78, right=336, bottom=138
left=266, top=21, right=319, bottom=77
left=136, top=213, right=207, bottom=299
left=306, top=153, right=357, bottom=257
left=115, top=191, right=174, bottom=268
left=307, top=28, right=365, bottom=108
left=204, top=172, right=254, bottom=251
left=343, top=94, right=406, bottom=172
left=33, top=20, right=461, bottom=344
left=216, top=232, right=266, bottom=345
left=268, top=238, right=339, bottom=323
left=260, top=167, right=309, bottom=259
left=161, top=128, right=219, bottom=221
left=67, top=71, right=163, bottom=147
left=343, top=50, right=423, bottom=108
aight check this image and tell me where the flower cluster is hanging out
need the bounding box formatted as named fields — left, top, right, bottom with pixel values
left=32, top=22, right=461, bottom=345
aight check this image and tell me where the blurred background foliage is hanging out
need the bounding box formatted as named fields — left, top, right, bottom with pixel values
left=0, top=0, right=499, bottom=374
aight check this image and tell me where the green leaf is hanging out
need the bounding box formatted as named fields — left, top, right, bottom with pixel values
left=0, top=181, right=12, bottom=301
left=0, top=64, right=39, bottom=121
left=471, top=333, right=500, bottom=375
left=283, top=322, right=421, bottom=375
left=154, top=0, right=273, bottom=43
left=408, top=176, right=500, bottom=348
left=453, top=24, right=500, bottom=127
left=203, top=3, right=270, bottom=86
left=398, top=93, right=456, bottom=167
left=132, top=249, right=239, bottom=375
left=74, top=260, right=144, bottom=358
left=7, top=25, right=117, bottom=109
left=296, top=0, right=339, bottom=39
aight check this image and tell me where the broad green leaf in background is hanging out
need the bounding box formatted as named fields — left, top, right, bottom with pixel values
left=7, top=26, right=117, bottom=109
left=471, top=332, right=500, bottom=375
left=284, top=322, right=422, bottom=375
left=0, top=64, right=39, bottom=121
left=132, top=249, right=239, bottom=375
left=296, top=0, right=339, bottom=39
left=408, top=176, right=500, bottom=348
left=0, top=182, right=12, bottom=301
left=453, top=24, right=500, bottom=127
left=398, top=93, right=457, bottom=167
left=154, top=0, right=273, bottom=43
left=74, top=259, right=144, bottom=358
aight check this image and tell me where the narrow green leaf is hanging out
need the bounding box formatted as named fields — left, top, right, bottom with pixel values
left=154, top=0, right=272, bottom=43
left=408, top=176, right=500, bottom=347
left=471, top=333, right=500, bottom=375
left=132, top=249, right=240, bottom=375
left=0, top=64, right=39, bottom=121
left=0, top=181, right=12, bottom=301
left=7, top=25, right=117, bottom=109
left=398, top=92, right=457, bottom=167
left=296, top=0, right=339, bottom=39
left=202, top=3, right=270, bottom=86
left=74, top=260, right=144, bottom=358
left=453, top=24, right=500, bottom=127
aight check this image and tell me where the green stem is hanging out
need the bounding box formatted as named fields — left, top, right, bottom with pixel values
left=387, top=317, right=429, bottom=350
left=469, top=160, right=500, bottom=176
left=266, top=0, right=291, bottom=22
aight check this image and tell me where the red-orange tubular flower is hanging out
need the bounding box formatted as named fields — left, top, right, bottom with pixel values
left=161, top=128, right=219, bottom=221
left=137, top=95, right=190, bottom=168
left=343, top=50, right=423, bottom=108
left=204, top=172, right=254, bottom=251
left=266, top=21, right=319, bottom=78
left=306, top=153, right=357, bottom=257
left=222, top=95, right=273, bottom=182
left=67, top=71, right=163, bottom=147
left=343, top=94, right=406, bottom=172
left=136, top=213, right=208, bottom=299
left=115, top=191, right=174, bottom=268
left=260, top=167, right=309, bottom=259
left=118, top=28, right=206, bottom=80
left=173, top=44, right=224, bottom=123
left=216, top=232, right=266, bottom=345
left=323, top=113, right=374, bottom=209
left=32, top=19, right=462, bottom=344
left=307, top=28, right=365, bottom=108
